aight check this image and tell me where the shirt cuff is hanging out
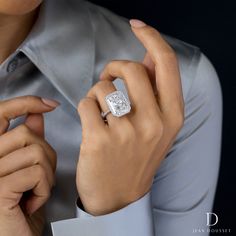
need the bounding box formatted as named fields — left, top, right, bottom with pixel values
left=51, top=192, right=154, bottom=236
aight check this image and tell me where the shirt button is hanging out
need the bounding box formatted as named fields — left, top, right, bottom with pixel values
left=7, top=58, right=19, bottom=73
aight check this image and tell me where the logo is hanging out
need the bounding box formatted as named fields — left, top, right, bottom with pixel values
left=206, top=212, right=218, bottom=226
left=193, top=213, right=231, bottom=234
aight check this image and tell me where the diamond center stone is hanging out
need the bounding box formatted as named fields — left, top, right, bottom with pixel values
left=105, top=91, right=131, bottom=117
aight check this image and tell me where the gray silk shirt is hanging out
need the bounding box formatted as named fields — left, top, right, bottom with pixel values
left=0, top=0, right=222, bottom=235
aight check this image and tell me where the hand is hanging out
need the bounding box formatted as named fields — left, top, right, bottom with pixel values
left=77, top=21, right=184, bottom=215
left=0, top=96, right=58, bottom=236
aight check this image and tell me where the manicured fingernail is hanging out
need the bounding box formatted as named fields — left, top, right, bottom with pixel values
left=130, top=19, right=146, bottom=28
left=41, top=98, right=60, bottom=108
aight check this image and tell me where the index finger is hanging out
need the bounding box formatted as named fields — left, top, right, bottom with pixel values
left=0, top=96, right=59, bottom=134
left=130, top=20, right=175, bottom=65
left=130, top=20, right=184, bottom=114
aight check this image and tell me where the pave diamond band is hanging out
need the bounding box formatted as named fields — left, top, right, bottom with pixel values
left=104, top=91, right=131, bottom=118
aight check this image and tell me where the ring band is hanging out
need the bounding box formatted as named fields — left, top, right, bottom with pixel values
left=103, top=91, right=131, bottom=118
left=101, top=110, right=112, bottom=119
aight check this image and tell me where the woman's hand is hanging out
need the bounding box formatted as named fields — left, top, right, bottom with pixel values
left=77, top=21, right=184, bottom=216
left=0, top=96, right=58, bottom=236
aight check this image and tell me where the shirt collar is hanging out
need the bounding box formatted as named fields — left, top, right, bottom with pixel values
left=20, top=0, right=95, bottom=108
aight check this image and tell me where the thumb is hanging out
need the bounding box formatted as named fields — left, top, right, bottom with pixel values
left=25, top=113, right=45, bottom=138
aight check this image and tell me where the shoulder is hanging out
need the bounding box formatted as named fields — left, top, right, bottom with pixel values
left=83, top=1, right=218, bottom=102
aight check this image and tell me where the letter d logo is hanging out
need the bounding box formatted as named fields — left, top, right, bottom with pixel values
left=206, top=212, right=218, bottom=226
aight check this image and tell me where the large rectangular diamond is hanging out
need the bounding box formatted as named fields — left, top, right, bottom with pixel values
left=105, top=91, right=131, bottom=117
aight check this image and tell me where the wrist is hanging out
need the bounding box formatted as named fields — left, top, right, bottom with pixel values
left=79, top=192, right=145, bottom=216
left=79, top=196, right=131, bottom=216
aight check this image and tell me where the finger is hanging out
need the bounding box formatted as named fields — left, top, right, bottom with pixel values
left=78, top=97, right=105, bottom=132
left=25, top=113, right=45, bottom=138
left=0, top=165, right=51, bottom=215
left=143, top=53, right=161, bottom=104
left=130, top=20, right=184, bottom=114
left=143, top=53, right=157, bottom=92
left=0, top=96, right=59, bottom=135
left=0, top=144, right=55, bottom=187
left=99, top=61, right=159, bottom=116
left=87, top=80, right=130, bottom=125
left=0, top=125, right=56, bottom=171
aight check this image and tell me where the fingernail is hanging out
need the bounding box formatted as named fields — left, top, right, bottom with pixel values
left=41, top=98, right=60, bottom=108
left=130, top=19, right=146, bottom=28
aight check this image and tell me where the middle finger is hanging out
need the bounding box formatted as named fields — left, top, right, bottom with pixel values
left=0, top=125, right=56, bottom=171
left=100, top=60, right=159, bottom=117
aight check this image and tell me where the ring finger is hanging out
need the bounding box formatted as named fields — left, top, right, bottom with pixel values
left=87, top=80, right=130, bottom=126
left=100, top=60, right=160, bottom=120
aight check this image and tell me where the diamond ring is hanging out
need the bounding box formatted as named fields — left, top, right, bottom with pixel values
left=101, top=110, right=112, bottom=119
left=102, top=91, right=131, bottom=118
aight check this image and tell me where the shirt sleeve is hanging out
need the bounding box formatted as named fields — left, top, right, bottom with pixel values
left=51, top=192, right=154, bottom=236
left=51, top=53, right=222, bottom=236
left=151, top=53, right=222, bottom=235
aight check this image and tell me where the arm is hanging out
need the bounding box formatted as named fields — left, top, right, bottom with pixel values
left=151, top=53, right=222, bottom=235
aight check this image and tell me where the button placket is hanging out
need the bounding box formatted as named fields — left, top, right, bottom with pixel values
left=7, top=58, right=19, bottom=73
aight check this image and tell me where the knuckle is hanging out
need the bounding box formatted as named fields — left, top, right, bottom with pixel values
left=106, top=60, right=117, bottom=69
left=78, top=98, right=91, bottom=112
left=23, top=95, right=38, bottom=103
left=30, top=144, right=46, bottom=163
left=161, top=49, right=178, bottom=63
left=145, top=26, right=160, bottom=39
left=143, top=119, right=164, bottom=143
left=122, top=62, right=146, bottom=74
left=20, top=96, right=41, bottom=111
left=43, top=186, right=51, bottom=200
left=94, top=80, right=114, bottom=92
left=172, top=112, right=184, bottom=130
left=0, top=181, right=17, bottom=212
left=17, top=124, right=31, bottom=138
left=167, top=108, right=184, bottom=135
left=33, top=165, right=46, bottom=180
left=38, top=181, right=51, bottom=203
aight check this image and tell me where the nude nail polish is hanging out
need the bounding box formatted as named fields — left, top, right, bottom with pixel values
left=130, top=19, right=147, bottom=28
left=41, top=98, right=60, bottom=108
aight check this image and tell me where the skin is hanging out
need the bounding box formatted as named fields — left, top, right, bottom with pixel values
left=77, top=21, right=184, bottom=215
left=0, top=96, right=58, bottom=236
left=0, top=0, right=42, bottom=63
left=0, top=1, right=184, bottom=235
